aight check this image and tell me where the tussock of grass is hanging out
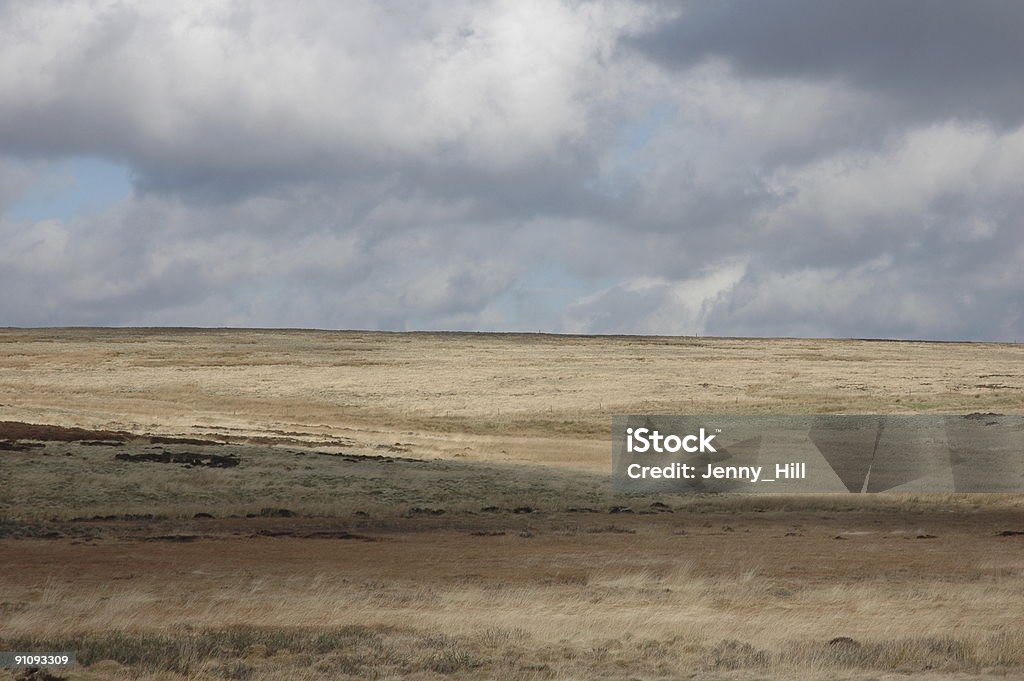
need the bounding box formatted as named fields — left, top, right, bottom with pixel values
left=2, top=627, right=388, bottom=675
left=3, top=627, right=1022, bottom=679
left=778, top=631, right=1024, bottom=672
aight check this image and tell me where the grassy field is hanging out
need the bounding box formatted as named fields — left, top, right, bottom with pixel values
left=2, top=328, right=1023, bottom=470
left=1, top=329, right=1023, bottom=680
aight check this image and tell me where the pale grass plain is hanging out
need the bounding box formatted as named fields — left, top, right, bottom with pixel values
left=2, top=328, right=1023, bottom=469
left=1, top=328, right=1024, bottom=681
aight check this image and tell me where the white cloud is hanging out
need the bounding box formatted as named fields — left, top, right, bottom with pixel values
left=563, top=260, right=747, bottom=335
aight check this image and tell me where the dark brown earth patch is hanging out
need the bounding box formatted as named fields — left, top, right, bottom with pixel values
left=255, top=508, right=295, bottom=518
left=0, top=440, right=45, bottom=451
left=315, top=450, right=423, bottom=464
left=250, top=529, right=375, bottom=540
left=114, top=450, right=240, bottom=468
left=301, top=530, right=378, bottom=541
left=69, top=514, right=155, bottom=522
left=0, top=421, right=131, bottom=442
left=406, top=507, right=446, bottom=516
left=149, top=436, right=224, bottom=446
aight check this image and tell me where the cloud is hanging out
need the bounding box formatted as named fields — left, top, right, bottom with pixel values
left=628, top=1, right=1024, bottom=127
left=563, top=260, right=747, bottom=335
left=0, top=1, right=652, bottom=192
left=0, top=1, right=1021, bottom=340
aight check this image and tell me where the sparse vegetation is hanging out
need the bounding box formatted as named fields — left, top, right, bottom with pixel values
left=1, top=330, right=1022, bottom=680
left=1, top=329, right=1022, bottom=471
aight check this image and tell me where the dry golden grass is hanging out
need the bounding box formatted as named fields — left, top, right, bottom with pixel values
left=11, top=564, right=1024, bottom=645
left=2, top=329, right=1023, bottom=680
left=4, top=538, right=1024, bottom=680
left=1, top=328, right=1022, bottom=471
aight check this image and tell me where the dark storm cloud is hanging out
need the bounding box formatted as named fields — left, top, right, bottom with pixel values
left=629, top=1, right=1024, bottom=126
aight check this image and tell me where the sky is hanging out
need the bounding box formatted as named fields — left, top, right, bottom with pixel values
left=0, top=1, right=1022, bottom=340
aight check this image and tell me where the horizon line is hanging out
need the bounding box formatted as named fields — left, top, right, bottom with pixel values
left=1, top=326, right=1019, bottom=346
